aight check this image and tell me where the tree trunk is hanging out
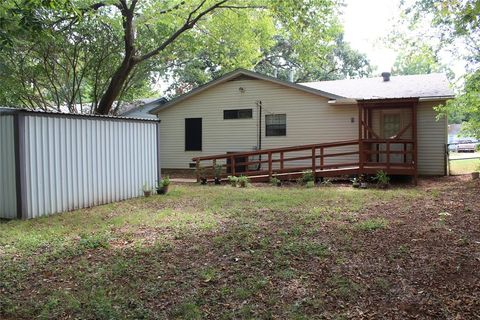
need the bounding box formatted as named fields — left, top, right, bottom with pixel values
left=96, top=56, right=136, bottom=115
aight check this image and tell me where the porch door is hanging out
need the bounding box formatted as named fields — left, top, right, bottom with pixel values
left=382, top=113, right=403, bottom=163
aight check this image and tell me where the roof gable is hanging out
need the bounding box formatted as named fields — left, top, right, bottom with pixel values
left=150, top=69, right=342, bottom=114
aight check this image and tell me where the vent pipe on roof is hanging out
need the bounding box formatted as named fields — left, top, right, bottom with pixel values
left=273, top=69, right=278, bottom=78
left=381, top=72, right=391, bottom=82
left=288, top=69, right=295, bottom=82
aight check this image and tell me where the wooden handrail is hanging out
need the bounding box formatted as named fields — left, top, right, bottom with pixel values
left=192, top=139, right=359, bottom=161
left=192, top=138, right=417, bottom=180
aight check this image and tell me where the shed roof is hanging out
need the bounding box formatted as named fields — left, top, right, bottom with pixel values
left=0, top=107, right=159, bottom=123
left=301, top=73, right=454, bottom=100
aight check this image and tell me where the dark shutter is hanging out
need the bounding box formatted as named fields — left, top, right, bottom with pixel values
left=185, top=118, right=202, bottom=151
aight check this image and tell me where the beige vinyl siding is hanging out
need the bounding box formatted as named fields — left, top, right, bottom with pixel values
left=417, top=101, right=447, bottom=175
left=158, top=79, right=359, bottom=169
left=157, top=79, right=447, bottom=175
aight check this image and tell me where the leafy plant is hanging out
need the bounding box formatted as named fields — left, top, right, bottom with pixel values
left=227, top=176, right=239, bottom=187
left=238, top=175, right=250, bottom=188
left=270, top=176, right=281, bottom=187
left=351, top=177, right=360, bottom=188
left=142, top=183, right=151, bottom=192
left=374, top=170, right=390, bottom=186
left=197, top=167, right=207, bottom=179
left=214, top=164, right=223, bottom=178
left=158, top=176, right=170, bottom=188
left=305, top=181, right=315, bottom=188
left=321, top=178, right=332, bottom=187
left=299, top=170, right=315, bottom=185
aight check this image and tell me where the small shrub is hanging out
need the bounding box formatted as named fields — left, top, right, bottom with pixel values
left=321, top=178, right=332, bottom=187
left=227, top=175, right=238, bottom=187
left=270, top=176, right=281, bottom=187
left=374, top=170, right=390, bottom=188
left=299, top=170, right=315, bottom=185
left=214, top=164, right=223, bottom=178
left=159, top=176, right=170, bottom=187
left=238, top=175, right=249, bottom=188
left=305, top=180, right=315, bottom=188
left=351, top=177, right=360, bottom=188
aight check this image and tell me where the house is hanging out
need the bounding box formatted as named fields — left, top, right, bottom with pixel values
left=119, top=97, right=168, bottom=119
left=149, top=69, right=454, bottom=182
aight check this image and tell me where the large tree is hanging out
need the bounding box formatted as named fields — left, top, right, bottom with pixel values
left=1, top=0, right=346, bottom=114
left=163, top=13, right=372, bottom=95
left=401, top=0, right=479, bottom=134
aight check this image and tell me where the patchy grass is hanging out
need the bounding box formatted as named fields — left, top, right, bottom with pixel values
left=1, top=179, right=480, bottom=319
left=449, top=158, right=480, bottom=175
left=354, top=217, right=389, bottom=231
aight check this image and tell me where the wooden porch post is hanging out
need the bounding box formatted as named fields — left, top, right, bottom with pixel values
left=231, top=155, right=236, bottom=176
left=196, top=159, right=200, bottom=182
left=358, top=104, right=364, bottom=172
left=312, top=146, right=317, bottom=181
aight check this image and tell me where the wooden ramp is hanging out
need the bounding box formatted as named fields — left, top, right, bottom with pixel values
left=192, top=139, right=417, bottom=183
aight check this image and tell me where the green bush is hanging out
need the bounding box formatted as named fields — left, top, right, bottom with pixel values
left=238, top=175, right=250, bottom=188
left=299, top=170, right=315, bottom=185
left=227, top=175, right=239, bottom=187
left=374, top=170, right=390, bottom=186
left=214, top=164, right=223, bottom=178
left=158, top=176, right=170, bottom=187
left=305, top=181, right=315, bottom=188
left=270, top=176, right=281, bottom=186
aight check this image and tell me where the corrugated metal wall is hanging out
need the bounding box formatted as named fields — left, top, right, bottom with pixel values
left=21, top=114, right=158, bottom=219
left=0, top=115, right=17, bottom=219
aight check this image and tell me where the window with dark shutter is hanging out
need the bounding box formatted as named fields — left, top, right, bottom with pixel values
left=223, top=109, right=253, bottom=119
left=185, top=118, right=202, bottom=151
left=265, top=114, right=286, bottom=136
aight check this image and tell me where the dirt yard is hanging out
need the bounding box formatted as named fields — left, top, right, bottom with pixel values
left=0, top=176, right=479, bottom=319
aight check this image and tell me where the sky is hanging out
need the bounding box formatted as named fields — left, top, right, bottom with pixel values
left=342, top=0, right=403, bottom=74
left=341, top=0, right=466, bottom=79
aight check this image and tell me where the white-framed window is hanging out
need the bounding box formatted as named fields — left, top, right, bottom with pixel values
left=266, top=114, right=286, bottom=136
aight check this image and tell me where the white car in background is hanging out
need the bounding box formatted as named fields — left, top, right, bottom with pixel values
left=456, top=139, right=477, bottom=153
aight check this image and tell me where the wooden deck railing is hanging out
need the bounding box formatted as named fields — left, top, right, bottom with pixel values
left=192, top=139, right=416, bottom=181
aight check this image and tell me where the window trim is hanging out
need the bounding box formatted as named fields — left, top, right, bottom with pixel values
left=223, top=108, right=253, bottom=120
left=265, top=113, right=287, bottom=137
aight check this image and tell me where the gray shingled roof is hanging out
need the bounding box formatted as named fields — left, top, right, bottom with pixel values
left=301, top=73, right=454, bottom=100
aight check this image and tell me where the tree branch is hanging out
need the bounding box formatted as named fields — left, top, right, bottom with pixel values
left=136, top=0, right=229, bottom=62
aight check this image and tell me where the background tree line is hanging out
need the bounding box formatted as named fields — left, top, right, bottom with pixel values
left=387, top=0, right=479, bottom=137
left=0, top=0, right=372, bottom=115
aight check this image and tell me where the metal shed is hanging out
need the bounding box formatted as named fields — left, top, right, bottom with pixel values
left=0, top=108, right=160, bottom=219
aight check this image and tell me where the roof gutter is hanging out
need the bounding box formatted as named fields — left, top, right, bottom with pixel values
left=328, top=95, right=455, bottom=105
left=418, top=96, right=455, bottom=102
